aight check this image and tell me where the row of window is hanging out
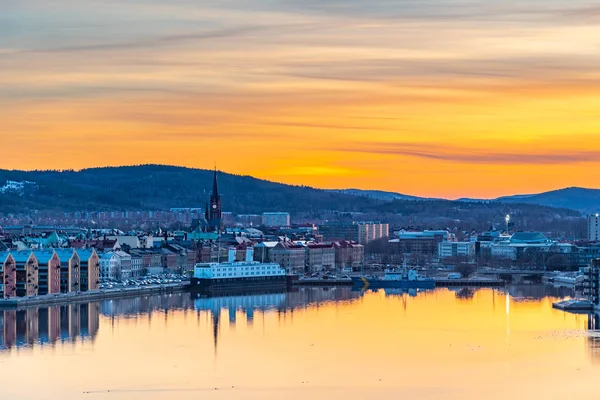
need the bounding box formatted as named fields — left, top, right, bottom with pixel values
left=213, top=271, right=282, bottom=277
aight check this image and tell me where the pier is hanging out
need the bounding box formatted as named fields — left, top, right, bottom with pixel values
left=433, top=278, right=505, bottom=287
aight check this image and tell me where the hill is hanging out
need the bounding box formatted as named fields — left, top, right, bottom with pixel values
left=497, top=187, right=600, bottom=213
left=326, top=189, right=426, bottom=201
left=0, top=166, right=585, bottom=237
left=0, top=165, right=385, bottom=214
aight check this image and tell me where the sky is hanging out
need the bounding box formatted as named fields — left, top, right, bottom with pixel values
left=2, top=0, right=600, bottom=199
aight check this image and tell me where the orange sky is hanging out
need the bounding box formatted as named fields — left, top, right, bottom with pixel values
left=2, top=1, right=600, bottom=199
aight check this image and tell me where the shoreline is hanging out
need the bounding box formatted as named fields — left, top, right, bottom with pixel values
left=0, top=282, right=190, bottom=309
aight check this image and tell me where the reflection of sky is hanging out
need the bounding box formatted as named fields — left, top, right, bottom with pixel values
left=0, top=287, right=598, bottom=400
left=3, top=1, right=600, bottom=197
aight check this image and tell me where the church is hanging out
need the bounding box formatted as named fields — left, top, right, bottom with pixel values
left=204, top=168, right=223, bottom=233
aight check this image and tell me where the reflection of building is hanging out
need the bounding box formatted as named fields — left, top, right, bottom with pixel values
left=587, top=312, right=600, bottom=364
left=0, top=303, right=99, bottom=352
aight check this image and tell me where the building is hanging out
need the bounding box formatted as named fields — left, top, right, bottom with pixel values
left=99, top=252, right=120, bottom=280
left=114, top=250, right=132, bottom=279
left=320, top=222, right=388, bottom=244
left=389, top=231, right=447, bottom=260
left=589, top=214, right=600, bottom=241
left=0, top=252, right=17, bottom=298
left=76, top=249, right=100, bottom=291
left=106, top=235, right=142, bottom=249
left=204, top=169, right=223, bottom=232
left=357, top=222, right=389, bottom=244
left=271, top=241, right=305, bottom=274
left=159, top=248, right=178, bottom=272
left=438, top=242, right=475, bottom=260
left=305, top=243, right=335, bottom=273
left=489, top=232, right=572, bottom=263
left=54, top=249, right=82, bottom=293
left=33, top=250, right=61, bottom=295
left=130, top=254, right=143, bottom=278
left=254, top=241, right=278, bottom=263
left=333, top=241, right=364, bottom=271
left=262, top=212, right=291, bottom=227
left=12, top=251, right=38, bottom=297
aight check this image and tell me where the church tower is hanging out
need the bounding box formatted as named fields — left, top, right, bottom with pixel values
left=205, top=168, right=223, bottom=232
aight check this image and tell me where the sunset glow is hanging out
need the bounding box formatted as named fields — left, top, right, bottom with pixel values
left=2, top=1, right=600, bottom=198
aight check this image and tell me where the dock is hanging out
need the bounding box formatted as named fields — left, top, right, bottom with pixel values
left=552, top=299, right=594, bottom=313
left=0, top=282, right=189, bottom=309
left=433, top=278, right=505, bottom=287
left=293, top=278, right=353, bottom=286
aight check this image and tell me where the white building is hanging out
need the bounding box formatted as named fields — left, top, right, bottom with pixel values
left=438, top=241, right=475, bottom=260
left=99, top=252, right=120, bottom=280
left=357, top=222, right=389, bottom=244
left=262, top=212, right=291, bottom=227
left=589, top=214, right=600, bottom=241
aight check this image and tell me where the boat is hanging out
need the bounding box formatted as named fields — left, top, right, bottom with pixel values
left=352, top=259, right=435, bottom=289
left=190, top=247, right=287, bottom=293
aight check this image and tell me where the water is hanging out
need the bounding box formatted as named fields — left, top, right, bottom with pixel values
left=1, top=285, right=599, bottom=400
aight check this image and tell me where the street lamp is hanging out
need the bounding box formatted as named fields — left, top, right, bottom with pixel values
left=505, top=214, right=511, bottom=235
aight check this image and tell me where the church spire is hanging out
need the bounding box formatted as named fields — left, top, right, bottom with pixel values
left=212, top=167, right=219, bottom=199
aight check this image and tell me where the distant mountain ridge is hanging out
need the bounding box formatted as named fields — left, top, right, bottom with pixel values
left=338, top=187, right=600, bottom=213
left=496, top=187, right=600, bottom=213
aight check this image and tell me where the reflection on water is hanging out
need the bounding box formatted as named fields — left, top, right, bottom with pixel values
left=1, top=285, right=600, bottom=400
left=0, top=303, right=99, bottom=351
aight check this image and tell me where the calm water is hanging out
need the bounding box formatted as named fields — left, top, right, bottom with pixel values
left=1, top=285, right=599, bottom=400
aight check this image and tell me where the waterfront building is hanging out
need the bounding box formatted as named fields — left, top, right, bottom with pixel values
left=489, top=232, right=572, bottom=262
left=12, top=251, right=38, bottom=297
left=438, top=241, right=475, bottom=260
left=130, top=254, right=142, bottom=278
left=99, top=252, right=120, bottom=280
left=54, top=249, right=81, bottom=293
left=33, top=250, right=61, bottom=295
left=75, top=249, right=100, bottom=291
left=589, top=214, right=600, bottom=241
left=0, top=252, right=17, bottom=298
left=271, top=241, right=305, bottom=274
left=262, top=212, right=291, bottom=227
left=113, top=250, right=132, bottom=279
left=389, top=231, right=447, bottom=259
left=305, top=243, right=335, bottom=273
left=333, top=241, right=364, bottom=271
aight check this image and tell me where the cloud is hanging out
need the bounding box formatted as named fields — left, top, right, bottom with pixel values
left=337, top=142, right=600, bottom=165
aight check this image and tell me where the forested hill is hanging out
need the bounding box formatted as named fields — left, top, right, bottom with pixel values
left=0, top=166, right=583, bottom=229
left=0, top=165, right=381, bottom=214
